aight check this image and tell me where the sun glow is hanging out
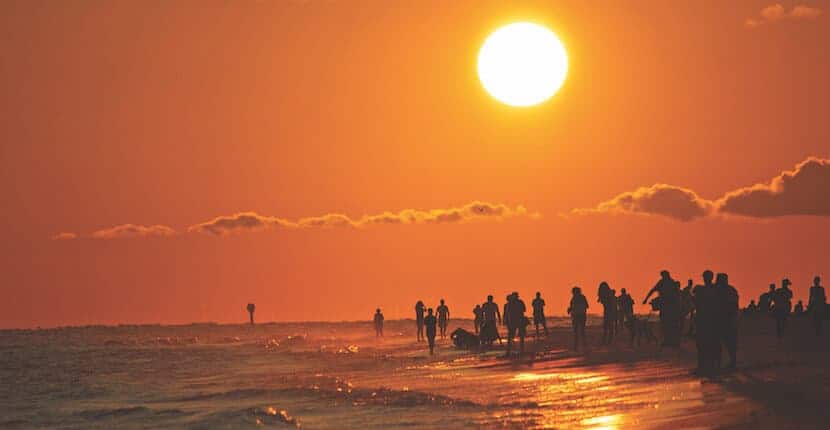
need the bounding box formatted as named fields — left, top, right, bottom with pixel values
left=477, top=22, right=568, bottom=107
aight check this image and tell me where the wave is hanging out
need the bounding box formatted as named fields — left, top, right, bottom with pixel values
left=76, top=406, right=188, bottom=421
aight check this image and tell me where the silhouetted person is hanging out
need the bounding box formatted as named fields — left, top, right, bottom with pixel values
left=503, top=294, right=512, bottom=328
left=692, top=270, right=719, bottom=375
left=424, top=308, right=438, bottom=355
left=415, top=301, right=426, bottom=342
left=598, top=282, right=616, bottom=345
left=472, top=304, right=482, bottom=335
left=773, top=279, right=793, bottom=338
left=745, top=300, right=758, bottom=314
left=374, top=308, right=384, bottom=337
left=480, top=295, right=502, bottom=346
left=759, top=284, right=775, bottom=315
left=715, top=273, right=739, bottom=371
left=794, top=301, right=804, bottom=316
left=532, top=292, right=549, bottom=338
left=644, top=270, right=682, bottom=347
left=808, top=276, right=826, bottom=336
left=504, top=292, right=527, bottom=357
left=618, top=288, right=635, bottom=343
left=568, top=287, right=589, bottom=351
left=246, top=303, right=256, bottom=325
left=682, top=279, right=695, bottom=337
left=437, top=299, right=450, bottom=338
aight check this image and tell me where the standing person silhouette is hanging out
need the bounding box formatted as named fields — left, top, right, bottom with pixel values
left=794, top=301, right=804, bottom=316
left=693, top=270, right=717, bottom=375
left=246, top=303, right=256, bottom=326
left=503, top=295, right=512, bottom=329
left=415, top=301, right=426, bottom=342
left=759, top=284, right=775, bottom=315
left=682, top=279, right=695, bottom=337
left=618, top=288, right=635, bottom=343
left=715, top=273, right=739, bottom=371
left=504, top=292, right=527, bottom=358
left=436, top=299, right=450, bottom=338
left=480, top=295, right=502, bottom=346
left=472, top=304, right=483, bottom=335
left=424, top=308, right=438, bottom=355
left=532, top=292, right=549, bottom=338
left=773, top=279, right=793, bottom=338
left=808, top=276, right=826, bottom=336
left=568, top=287, right=589, bottom=351
left=598, top=282, right=616, bottom=345
left=374, top=308, right=384, bottom=337
left=644, top=270, right=682, bottom=347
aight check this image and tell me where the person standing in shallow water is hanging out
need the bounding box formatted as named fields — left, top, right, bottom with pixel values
left=808, top=276, right=826, bottom=336
left=568, top=287, right=589, bottom=351
left=480, top=295, right=502, bottom=346
left=436, top=299, right=450, bottom=338
left=715, top=273, right=739, bottom=371
left=246, top=303, right=256, bottom=325
left=472, top=304, right=482, bottom=335
left=504, top=292, right=528, bottom=357
left=424, top=308, right=438, bottom=355
left=415, top=301, right=426, bottom=342
left=373, top=308, right=384, bottom=337
left=773, top=279, right=793, bottom=338
left=532, top=292, right=549, bottom=338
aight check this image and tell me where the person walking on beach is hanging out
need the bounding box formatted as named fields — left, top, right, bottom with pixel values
left=644, top=270, right=682, bottom=347
left=773, top=279, right=793, bottom=338
left=808, top=276, right=826, bottom=336
left=568, top=287, right=589, bottom=351
left=424, top=308, right=438, bottom=355
left=693, top=270, right=717, bottom=375
left=503, top=294, right=512, bottom=329
left=374, top=308, right=384, bottom=337
left=246, top=303, right=256, bottom=325
left=437, top=299, right=450, bottom=338
left=504, top=292, right=528, bottom=357
left=472, top=304, right=482, bottom=335
left=480, top=295, right=502, bottom=346
left=618, top=288, right=635, bottom=343
left=415, top=301, right=426, bottom=342
left=715, top=273, right=739, bottom=371
left=532, top=292, right=549, bottom=338
left=598, top=282, right=616, bottom=345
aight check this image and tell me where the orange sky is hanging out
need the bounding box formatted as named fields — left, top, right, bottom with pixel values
left=2, top=1, right=829, bottom=328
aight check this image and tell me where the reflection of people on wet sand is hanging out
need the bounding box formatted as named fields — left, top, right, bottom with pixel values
left=472, top=304, right=482, bottom=335
left=808, top=276, right=826, bottom=336
left=504, top=292, right=527, bottom=358
left=532, top=292, right=548, bottom=338
left=424, top=308, right=438, bottom=355
left=644, top=270, right=682, bottom=347
left=415, top=301, right=425, bottom=342
left=373, top=308, right=384, bottom=337
left=246, top=303, right=256, bottom=325
left=480, top=295, right=502, bottom=347
left=568, top=287, right=588, bottom=351
left=437, top=299, right=450, bottom=338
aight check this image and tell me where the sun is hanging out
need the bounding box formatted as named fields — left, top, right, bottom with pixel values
left=478, top=22, right=568, bottom=107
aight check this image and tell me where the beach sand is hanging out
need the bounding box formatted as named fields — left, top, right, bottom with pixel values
left=1, top=315, right=828, bottom=429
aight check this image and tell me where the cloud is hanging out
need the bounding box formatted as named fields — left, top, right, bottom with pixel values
left=51, top=232, right=78, bottom=240
left=91, top=224, right=177, bottom=239
left=574, top=157, right=830, bottom=221
left=573, top=184, right=714, bottom=222
left=745, top=4, right=822, bottom=28
left=188, top=201, right=535, bottom=236
left=717, top=157, right=830, bottom=218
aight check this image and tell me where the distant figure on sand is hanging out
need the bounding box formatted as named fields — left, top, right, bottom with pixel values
left=808, top=276, right=826, bottom=336
left=480, top=295, right=502, bottom=346
left=568, top=287, right=589, bottom=351
left=424, top=308, right=438, bottom=355
left=715, top=273, right=739, bottom=371
left=773, top=279, right=793, bottom=338
left=759, top=284, right=775, bottom=314
left=794, top=301, right=804, bottom=316
left=532, top=292, right=549, bottom=338
left=246, top=303, right=256, bottom=325
left=598, top=282, right=616, bottom=345
left=415, top=301, right=426, bottom=342
left=618, top=288, right=635, bottom=343
left=503, top=295, right=512, bottom=328
left=374, top=308, right=384, bottom=337
left=472, top=304, right=482, bottom=335
left=644, top=270, right=682, bottom=347
left=437, top=299, right=450, bottom=338
left=682, top=279, right=695, bottom=336
left=504, top=292, right=527, bottom=357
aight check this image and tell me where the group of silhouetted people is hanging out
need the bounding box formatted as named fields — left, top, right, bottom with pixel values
left=744, top=276, right=826, bottom=337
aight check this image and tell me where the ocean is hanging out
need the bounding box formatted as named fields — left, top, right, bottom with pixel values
left=0, top=317, right=766, bottom=429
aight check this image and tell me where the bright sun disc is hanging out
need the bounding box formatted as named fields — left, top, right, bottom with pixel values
left=478, top=22, right=568, bottom=107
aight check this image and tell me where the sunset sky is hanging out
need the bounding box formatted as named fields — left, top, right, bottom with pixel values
left=2, top=1, right=829, bottom=328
